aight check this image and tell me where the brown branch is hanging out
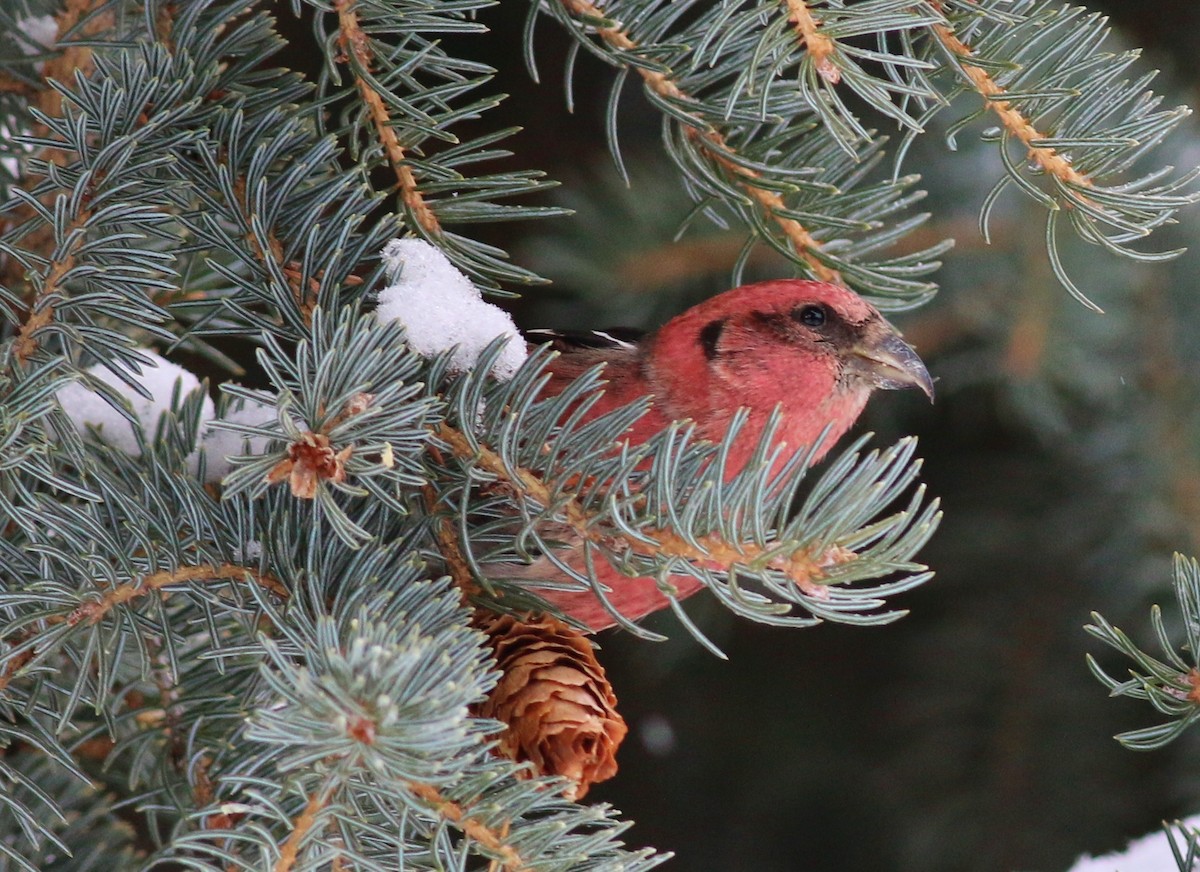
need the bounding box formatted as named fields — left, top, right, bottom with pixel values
left=645, top=525, right=852, bottom=592
left=10, top=204, right=93, bottom=363
left=487, top=821, right=514, bottom=872
left=334, top=0, right=440, bottom=237
left=407, top=781, right=527, bottom=871
left=422, top=480, right=481, bottom=600
left=784, top=0, right=841, bottom=84
left=697, top=133, right=841, bottom=283
left=227, top=168, right=362, bottom=325
left=66, top=563, right=287, bottom=627
left=7, top=0, right=112, bottom=358
left=1, top=563, right=281, bottom=695
left=557, top=0, right=840, bottom=284
left=928, top=10, right=1090, bottom=190
left=0, top=631, right=40, bottom=695
left=274, top=788, right=329, bottom=872
left=229, top=174, right=314, bottom=326
left=433, top=423, right=848, bottom=592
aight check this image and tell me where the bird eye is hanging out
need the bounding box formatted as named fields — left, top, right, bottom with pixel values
left=794, top=305, right=827, bottom=328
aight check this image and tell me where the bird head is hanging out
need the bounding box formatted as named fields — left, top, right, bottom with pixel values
left=646, top=279, right=932, bottom=460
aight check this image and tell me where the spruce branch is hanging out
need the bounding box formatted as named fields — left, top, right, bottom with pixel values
left=439, top=413, right=854, bottom=597
left=556, top=0, right=840, bottom=285
left=230, top=172, right=316, bottom=327
left=0, top=5, right=671, bottom=866
left=405, top=780, right=527, bottom=872
left=771, top=0, right=943, bottom=150
left=1086, top=554, right=1200, bottom=750
left=305, top=0, right=565, bottom=288
left=928, top=5, right=1087, bottom=190
left=332, top=0, right=440, bottom=238
left=785, top=0, right=839, bottom=84
left=534, top=0, right=1200, bottom=305
left=422, top=478, right=481, bottom=599
left=68, top=563, right=287, bottom=626
left=274, top=782, right=333, bottom=872
left=921, top=0, right=1200, bottom=306
left=9, top=202, right=92, bottom=364
left=536, top=0, right=949, bottom=305
left=217, top=308, right=437, bottom=544
left=0, top=0, right=114, bottom=330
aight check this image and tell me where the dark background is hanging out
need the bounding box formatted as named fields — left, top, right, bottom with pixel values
left=280, top=3, right=1200, bottom=869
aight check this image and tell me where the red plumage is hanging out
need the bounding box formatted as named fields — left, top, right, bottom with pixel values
left=513, top=279, right=932, bottom=631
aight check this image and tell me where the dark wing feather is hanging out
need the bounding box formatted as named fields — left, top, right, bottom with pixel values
left=525, top=327, right=645, bottom=353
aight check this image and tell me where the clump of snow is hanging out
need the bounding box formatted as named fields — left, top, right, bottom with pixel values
left=376, top=238, right=526, bottom=380
left=16, top=14, right=57, bottom=53
left=56, top=351, right=215, bottom=468
left=200, top=395, right=277, bottom=483
left=1066, top=815, right=1200, bottom=872
left=15, top=15, right=56, bottom=75
left=55, top=355, right=285, bottom=483
left=2, top=17, right=57, bottom=179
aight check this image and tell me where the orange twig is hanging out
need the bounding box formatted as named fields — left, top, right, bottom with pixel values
left=422, top=481, right=480, bottom=599
left=433, top=423, right=849, bottom=591
left=407, top=781, right=527, bottom=871
left=229, top=174, right=314, bottom=326
left=66, top=563, right=287, bottom=627
left=784, top=0, right=841, bottom=83
left=334, top=0, right=440, bottom=236
left=274, top=788, right=329, bottom=872
left=0, top=564, right=282, bottom=695
left=2, top=0, right=110, bottom=315
left=928, top=13, right=1090, bottom=190
left=10, top=205, right=92, bottom=363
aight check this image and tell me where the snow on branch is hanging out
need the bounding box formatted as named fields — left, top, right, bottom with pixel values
left=55, top=351, right=274, bottom=483
left=56, top=351, right=214, bottom=463
left=377, top=239, right=527, bottom=380
left=1066, top=816, right=1200, bottom=872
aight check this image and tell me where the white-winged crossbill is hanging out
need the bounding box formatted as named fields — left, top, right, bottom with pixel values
left=514, top=279, right=933, bottom=631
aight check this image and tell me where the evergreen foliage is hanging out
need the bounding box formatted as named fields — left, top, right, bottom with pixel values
left=0, top=0, right=1196, bottom=868
left=1089, top=554, right=1200, bottom=751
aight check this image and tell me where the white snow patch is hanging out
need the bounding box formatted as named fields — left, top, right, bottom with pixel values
left=200, top=395, right=277, bottom=483
left=1, top=18, right=55, bottom=178
left=376, top=238, right=526, bottom=380
left=56, top=351, right=214, bottom=471
left=16, top=14, right=57, bottom=53
left=1066, top=815, right=1200, bottom=872
left=15, top=14, right=56, bottom=75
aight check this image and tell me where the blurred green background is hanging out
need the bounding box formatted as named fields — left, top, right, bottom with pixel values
left=290, top=3, right=1200, bottom=868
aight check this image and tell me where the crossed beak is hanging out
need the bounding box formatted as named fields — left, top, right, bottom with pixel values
left=846, top=325, right=935, bottom=401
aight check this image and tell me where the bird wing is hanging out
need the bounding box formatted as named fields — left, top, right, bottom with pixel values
left=525, top=327, right=644, bottom=353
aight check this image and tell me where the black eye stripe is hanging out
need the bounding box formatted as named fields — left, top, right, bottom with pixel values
left=699, top=318, right=725, bottom=361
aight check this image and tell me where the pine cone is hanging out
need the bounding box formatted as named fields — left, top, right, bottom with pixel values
left=475, top=613, right=627, bottom=800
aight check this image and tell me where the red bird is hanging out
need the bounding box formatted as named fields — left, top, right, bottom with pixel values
left=515, top=279, right=933, bottom=631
